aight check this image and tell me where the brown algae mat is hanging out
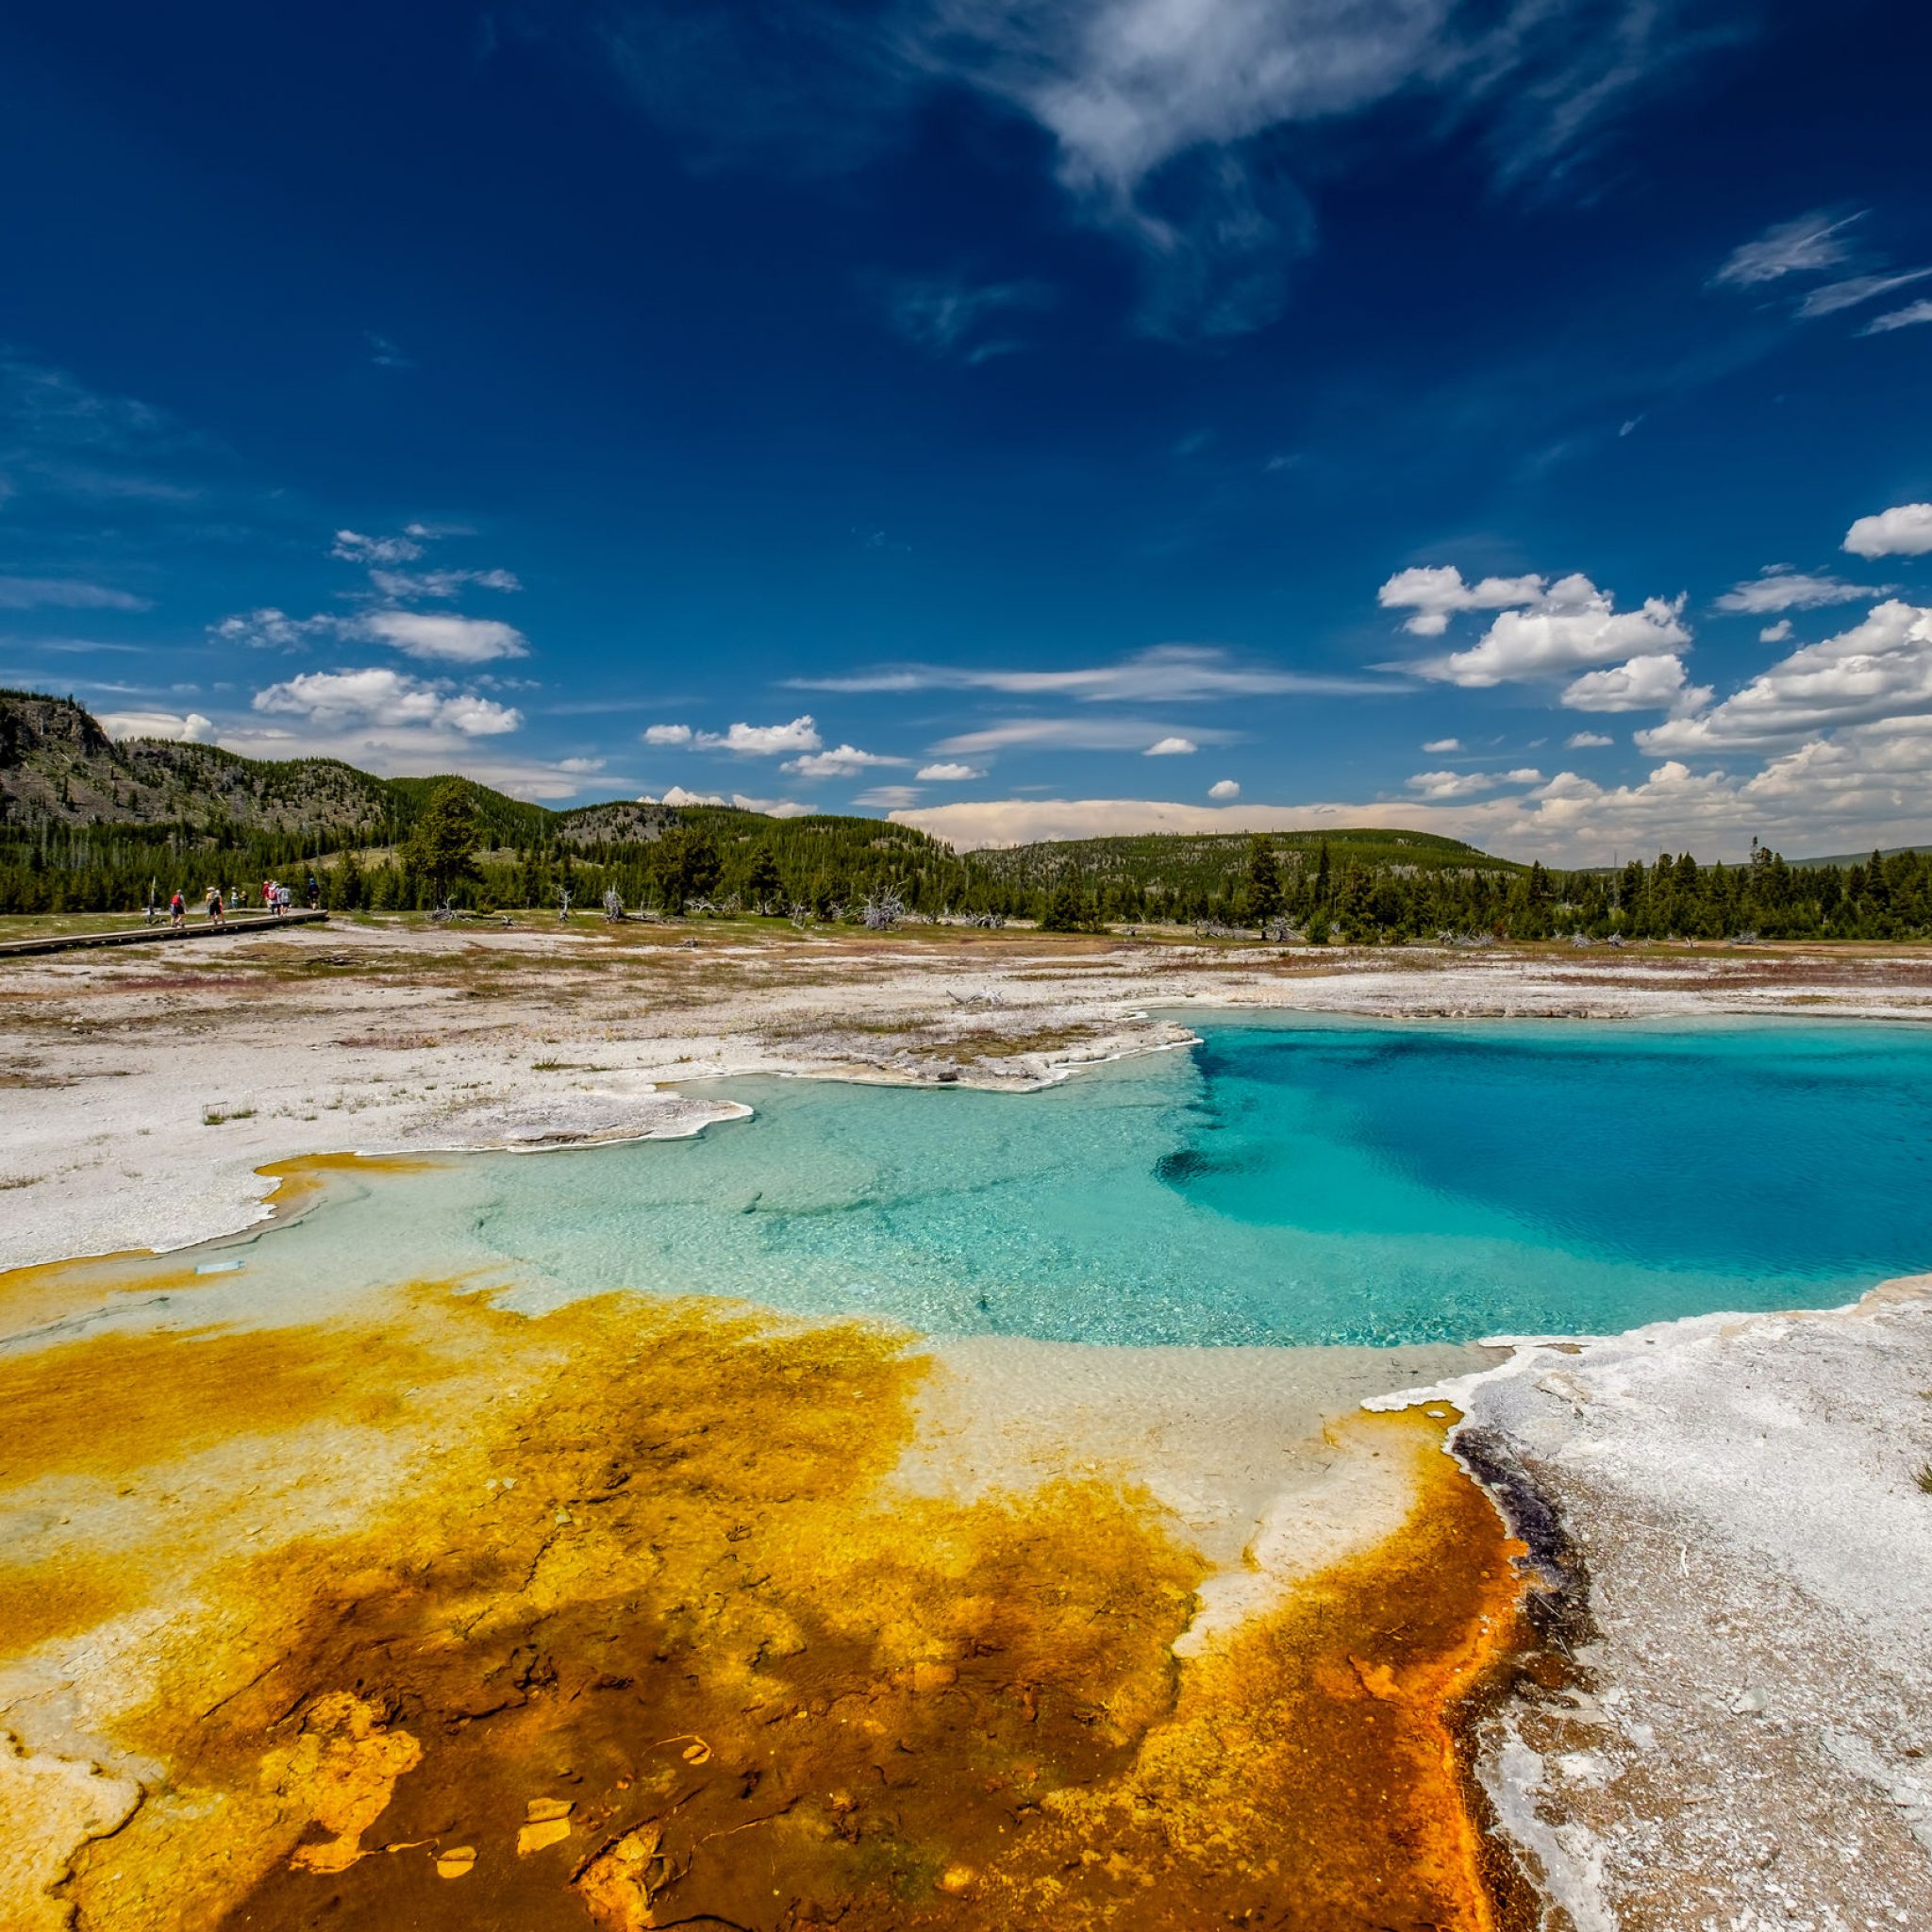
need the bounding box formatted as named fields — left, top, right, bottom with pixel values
left=1, top=1240, right=1532, bottom=1930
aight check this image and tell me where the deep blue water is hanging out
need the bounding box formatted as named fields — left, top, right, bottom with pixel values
left=255, top=1017, right=1932, bottom=1347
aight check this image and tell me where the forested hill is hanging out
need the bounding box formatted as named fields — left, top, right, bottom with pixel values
left=974, top=827, right=1522, bottom=898
left=0, top=690, right=554, bottom=841
left=4, top=691, right=1929, bottom=938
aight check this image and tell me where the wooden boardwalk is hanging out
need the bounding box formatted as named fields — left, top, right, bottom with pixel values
left=0, top=909, right=329, bottom=959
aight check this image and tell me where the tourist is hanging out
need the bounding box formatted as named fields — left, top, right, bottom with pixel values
left=276, top=882, right=293, bottom=917
left=208, top=888, right=225, bottom=927
left=169, top=890, right=185, bottom=928
left=306, top=874, right=320, bottom=909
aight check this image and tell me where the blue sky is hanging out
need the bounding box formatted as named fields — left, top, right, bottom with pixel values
left=3, top=0, right=1931, bottom=860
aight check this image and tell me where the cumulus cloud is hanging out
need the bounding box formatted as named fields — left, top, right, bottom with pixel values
left=360, top=609, right=529, bottom=664
left=893, top=717, right=1932, bottom=862
left=1377, top=565, right=1547, bottom=638
left=1844, top=503, right=1932, bottom=558
left=1208, top=778, right=1241, bottom=799
left=1565, top=731, right=1613, bottom=748
left=252, top=667, right=521, bottom=737
left=1637, top=600, right=1932, bottom=752
left=210, top=607, right=344, bottom=650
left=1143, top=735, right=1197, bottom=756
left=651, top=784, right=726, bottom=807
left=1759, top=620, right=1793, bottom=644
left=1561, top=652, right=1710, bottom=714
left=1406, top=573, right=1691, bottom=688
left=558, top=757, right=607, bottom=774
left=0, top=575, right=148, bottom=610
left=701, top=715, right=822, bottom=756
left=643, top=723, right=694, bottom=745
left=1714, top=565, right=1880, bottom=614
left=330, top=528, right=424, bottom=565
left=1421, top=736, right=1462, bottom=753
left=1406, top=767, right=1541, bottom=799
left=99, top=708, right=214, bottom=742
left=916, top=761, right=983, bottom=781
left=1712, top=210, right=1860, bottom=288
left=791, top=642, right=1388, bottom=702
left=1862, top=298, right=1932, bottom=336
left=783, top=742, right=905, bottom=777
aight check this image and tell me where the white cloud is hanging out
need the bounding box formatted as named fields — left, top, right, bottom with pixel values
left=783, top=742, right=905, bottom=777
left=854, top=784, right=923, bottom=808
left=881, top=276, right=1054, bottom=359
left=932, top=715, right=1236, bottom=755
left=330, top=528, right=424, bottom=565
left=1714, top=565, right=1880, bottom=614
left=1377, top=565, right=1547, bottom=638
left=558, top=757, right=606, bottom=774
left=367, top=567, right=521, bottom=599
left=791, top=642, right=1389, bottom=702
left=1421, top=736, right=1461, bottom=753
left=643, top=723, right=694, bottom=745
left=1561, top=652, right=1710, bottom=714
left=1796, top=268, right=1932, bottom=319
left=1759, top=620, right=1793, bottom=644
left=1565, top=731, right=1613, bottom=748
left=210, top=607, right=343, bottom=650
left=1862, top=298, right=1932, bottom=336
left=915, top=761, right=983, bottom=781
left=1143, top=735, right=1197, bottom=756
left=1637, top=600, right=1932, bottom=752
left=0, top=576, right=148, bottom=611
left=698, top=715, right=822, bottom=756
left=1406, top=767, right=1541, bottom=800
left=651, top=784, right=726, bottom=807
left=1208, top=778, right=1240, bottom=799
left=1712, top=210, right=1860, bottom=288
left=1409, top=574, right=1691, bottom=688
left=893, top=723, right=1932, bottom=864
left=99, top=708, right=214, bottom=743
left=252, top=667, right=522, bottom=737
left=360, top=609, right=529, bottom=664
left=1844, top=503, right=1932, bottom=558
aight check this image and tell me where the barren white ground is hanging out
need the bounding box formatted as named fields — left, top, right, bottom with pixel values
left=4, top=915, right=1931, bottom=1928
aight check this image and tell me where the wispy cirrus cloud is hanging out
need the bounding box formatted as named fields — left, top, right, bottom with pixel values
left=791, top=643, right=1393, bottom=703
left=876, top=275, right=1055, bottom=362
left=0, top=575, right=149, bottom=611
left=599, top=1, right=1732, bottom=338
left=1713, top=564, right=1882, bottom=614
left=1796, top=267, right=1932, bottom=319
left=1712, top=209, right=1861, bottom=288
left=1861, top=298, right=1932, bottom=336
left=929, top=715, right=1237, bottom=756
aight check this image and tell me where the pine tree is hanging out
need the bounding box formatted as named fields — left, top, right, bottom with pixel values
left=1244, top=835, right=1282, bottom=929
left=402, top=780, right=481, bottom=904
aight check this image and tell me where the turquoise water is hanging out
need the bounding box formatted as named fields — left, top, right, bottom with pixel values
left=245, top=1017, right=1932, bottom=1347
